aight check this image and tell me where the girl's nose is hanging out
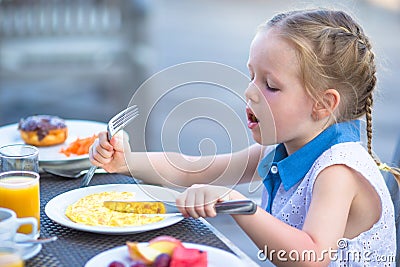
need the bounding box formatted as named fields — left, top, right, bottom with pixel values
left=244, top=81, right=259, bottom=103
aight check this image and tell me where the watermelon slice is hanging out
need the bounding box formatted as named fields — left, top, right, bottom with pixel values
left=170, top=246, right=208, bottom=267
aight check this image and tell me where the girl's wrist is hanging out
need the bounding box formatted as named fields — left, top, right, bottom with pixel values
left=225, top=189, right=247, bottom=201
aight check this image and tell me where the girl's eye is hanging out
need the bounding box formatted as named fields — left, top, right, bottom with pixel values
left=266, top=83, right=279, bottom=92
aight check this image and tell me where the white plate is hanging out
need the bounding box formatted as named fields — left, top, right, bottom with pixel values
left=0, top=120, right=106, bottom=163
left=44, top=184, right=184, bottom=235
left=15, top=233, right=42, bottom=260
left=85, top=242, right=246, bottom=267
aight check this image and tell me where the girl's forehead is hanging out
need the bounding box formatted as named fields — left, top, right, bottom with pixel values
left=248, top=28, right=300, bottom=75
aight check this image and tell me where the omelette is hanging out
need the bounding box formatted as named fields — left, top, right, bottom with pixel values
left=65, top=191, right=165, bottom=227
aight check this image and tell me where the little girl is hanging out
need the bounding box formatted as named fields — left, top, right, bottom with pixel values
left=90, top=9, right=399, bottom=266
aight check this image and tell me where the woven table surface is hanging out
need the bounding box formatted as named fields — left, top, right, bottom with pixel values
left=25, top=172, right=239, bottom=267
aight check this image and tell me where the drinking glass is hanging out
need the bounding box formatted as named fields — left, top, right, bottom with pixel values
left=0, top=144, right=39, bottom=173
left=0, top=172, right=40, bottom=235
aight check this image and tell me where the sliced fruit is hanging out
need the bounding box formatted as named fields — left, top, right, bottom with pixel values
left=149, top=235, right=182, bottom=244
left=127, top=241, right=142, bottom=260
left=170, top=246, right=207, bottom=267
left=148, top=236, right=184, bottom=255
left=126, top=241, right=162, bottom=264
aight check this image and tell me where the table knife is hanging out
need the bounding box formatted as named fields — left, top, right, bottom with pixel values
left=103, top=199, right=257, bottom=215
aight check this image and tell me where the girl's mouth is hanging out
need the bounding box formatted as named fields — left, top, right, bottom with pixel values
left=246, top=107, right=259, bottom=129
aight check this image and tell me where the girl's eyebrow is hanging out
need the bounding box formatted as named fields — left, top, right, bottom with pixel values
left=266, top=72, right=280, bottom=83
left=248, top=59, right=283, bottom=87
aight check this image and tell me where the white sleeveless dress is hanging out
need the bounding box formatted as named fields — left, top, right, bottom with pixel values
left=261, top=142, right=396, bottom=266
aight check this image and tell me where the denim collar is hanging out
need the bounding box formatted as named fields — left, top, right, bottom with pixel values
left=258, top=120, right=361, bottom=212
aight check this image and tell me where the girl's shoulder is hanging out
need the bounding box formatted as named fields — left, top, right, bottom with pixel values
left=306, top=142, right=392, bottom=209
left=307, top=144, right=396, bottom=264
left=310, top=141, right=378, bottom=179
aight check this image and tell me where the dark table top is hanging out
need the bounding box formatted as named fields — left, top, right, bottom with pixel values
left=25, top=171, right=258, bottom=267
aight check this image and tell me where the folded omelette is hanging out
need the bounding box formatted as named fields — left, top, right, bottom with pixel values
left=65, top=191, right=165, bottom=227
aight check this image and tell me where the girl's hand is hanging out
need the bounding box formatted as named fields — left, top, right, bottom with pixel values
left=89, top=131, right=128, bottom=173
left=176, top=184, right=246, bottom=218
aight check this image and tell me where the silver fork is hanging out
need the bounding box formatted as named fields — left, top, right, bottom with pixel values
left=43, top=167, right=107, bottom=179
left=80, top=105, right=139, bottom=188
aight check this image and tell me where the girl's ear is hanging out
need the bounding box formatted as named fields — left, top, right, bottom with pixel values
left=312, top=89, right=340, bottom=121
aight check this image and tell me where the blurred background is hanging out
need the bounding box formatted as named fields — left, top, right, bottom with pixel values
left=1, top=0, right=399, bottom=265
left=1, top=0, right=399, bottom=161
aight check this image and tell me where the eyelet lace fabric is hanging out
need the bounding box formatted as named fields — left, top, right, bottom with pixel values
left=261, top=142, right=396, bottom=266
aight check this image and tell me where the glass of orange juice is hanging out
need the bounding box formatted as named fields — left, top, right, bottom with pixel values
left=0, top=244, right=24, bottom=267
left=0, top=171, right=40, bottom=236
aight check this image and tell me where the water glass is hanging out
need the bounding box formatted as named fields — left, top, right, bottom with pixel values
left=0, top=144, right=39, bottom=173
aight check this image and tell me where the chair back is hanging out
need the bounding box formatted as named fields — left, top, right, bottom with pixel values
left=384, top=136, right=400, bottom=266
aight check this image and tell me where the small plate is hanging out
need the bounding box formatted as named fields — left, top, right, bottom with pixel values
left=85, top=242, right=246, bottom=267
left=0, top=120, right=106, bottom=164
left=45, top=184, right=184, bottom=235
left=15, top=233, right=42, bottom=260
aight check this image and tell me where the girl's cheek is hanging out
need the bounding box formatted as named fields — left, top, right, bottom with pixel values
left=258, top=109, right=277, bottom=145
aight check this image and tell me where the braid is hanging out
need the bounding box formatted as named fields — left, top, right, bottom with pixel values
left=343, top=22, right=400, bottom=182
left=365, top=95, right=374, bottom=156
left=378, top=163, right=400, bottom=183
left=365, top=94, right=400, bottom=182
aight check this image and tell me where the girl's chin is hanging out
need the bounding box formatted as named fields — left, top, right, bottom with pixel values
left=251, top=130, right=277, bottom=146
left=250, top=131, right=262, bottom=144
left=248, top=122, right=278, bottom=145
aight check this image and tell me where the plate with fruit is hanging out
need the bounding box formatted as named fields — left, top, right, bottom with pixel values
left=85, top=235, right=246, bottom=267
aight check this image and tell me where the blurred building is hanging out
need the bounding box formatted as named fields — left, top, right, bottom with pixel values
left=0, top=0, right=150, bottom=125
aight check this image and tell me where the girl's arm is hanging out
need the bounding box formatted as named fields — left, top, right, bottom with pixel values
left=177, top=164, right=363, bottom=267
left=90, top=131, right=265, bottom=187
left=231, top=164, right=360, bottom=267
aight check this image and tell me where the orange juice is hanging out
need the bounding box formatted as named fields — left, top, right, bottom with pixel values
left=0, top=252, right=24, bottom=267
left=0, top=176, right=40, bottom=234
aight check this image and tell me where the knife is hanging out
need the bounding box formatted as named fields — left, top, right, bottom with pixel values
left=103, top=199, right=257, bottom=215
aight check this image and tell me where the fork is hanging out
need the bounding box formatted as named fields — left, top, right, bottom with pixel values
left=43, top=167, right=107, bottom=178
left=80, top=105, right=139, bottom=188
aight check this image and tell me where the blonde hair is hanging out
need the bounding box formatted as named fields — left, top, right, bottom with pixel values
left=259, top=9, right=400, bottom=181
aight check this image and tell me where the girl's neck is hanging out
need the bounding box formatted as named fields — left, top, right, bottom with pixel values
left=284, top=122, right=331, bottom=155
